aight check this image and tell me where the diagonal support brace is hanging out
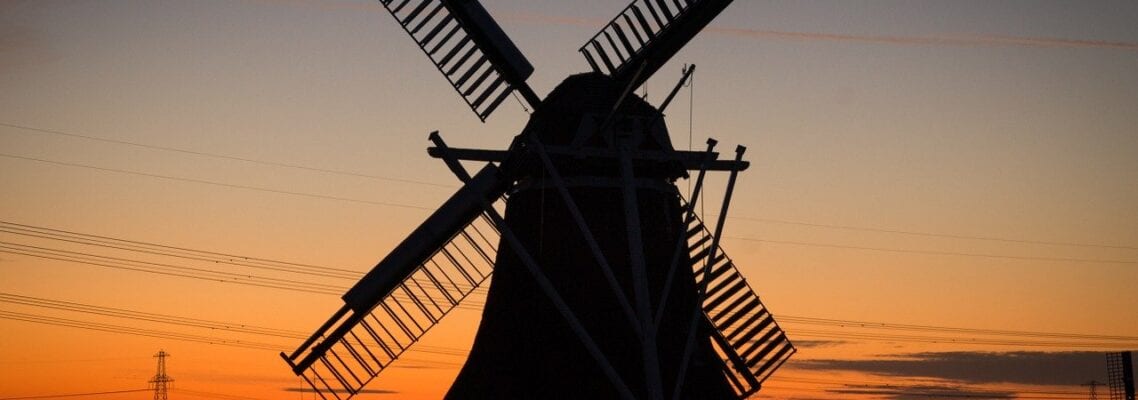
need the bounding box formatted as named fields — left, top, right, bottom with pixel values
left=530, top=137, right=644, bottom=338
left=617, top=135, right=666, bottom=400
left=653, top=138, right=717, bottom=329
left=671, top=144, right=747, bottom=399
left=430, top=132, right=636, bottom=400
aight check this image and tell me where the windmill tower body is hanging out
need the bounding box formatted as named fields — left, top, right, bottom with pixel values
left=448, top=74, right=734, bottom=398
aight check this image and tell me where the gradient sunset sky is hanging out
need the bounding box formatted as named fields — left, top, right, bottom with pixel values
left=2, top=1, right=1137, bottom=399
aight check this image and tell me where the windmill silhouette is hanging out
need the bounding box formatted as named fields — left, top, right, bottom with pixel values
left=281, top=1, right=795, bottom=398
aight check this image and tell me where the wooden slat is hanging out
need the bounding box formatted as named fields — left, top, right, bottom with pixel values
left=284, top=210, right=502, bottom=400
left=682, top=203, right=795, bottom=396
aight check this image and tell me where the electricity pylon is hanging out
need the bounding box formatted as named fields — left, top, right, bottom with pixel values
left=1086, top=380, right=1105, bottom=400
left=149, top=350, right=174, bottom=400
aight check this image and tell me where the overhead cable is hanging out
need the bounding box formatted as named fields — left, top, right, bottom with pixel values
left=0, top=122, right=454, bottom=189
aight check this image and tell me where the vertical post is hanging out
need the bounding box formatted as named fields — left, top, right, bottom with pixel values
left=653, top=138, right=717, bottom=328
left=700, top=145, right=746, bottom=294
left=618, top=136, right=665, bottom=400
left=1124, top=351, right=1135, bottom=400
left=671, top=145, right=746, bottom=399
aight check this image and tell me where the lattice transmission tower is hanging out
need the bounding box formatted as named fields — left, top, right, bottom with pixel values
left=1087, top=380, right=1105, bottom=400
left=149, top=350, right=174, bottom=400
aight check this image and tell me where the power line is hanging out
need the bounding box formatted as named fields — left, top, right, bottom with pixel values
left=0, top=292, right=308, bottom=339
left=172, top=389, right=271, bottom=400
left=8, top=143, right=1132, bottom=259
left=5, top=295, right=1102, bottom=399
left=0, top=122, right=454, bottom=189
left=6, top=212, right=1130, bottom=303
left=0, top=240, right=346, bottom=291
left=7, top=284, right=1136, bottom=360
left=5, top=219, right=1131, bottom=346
left=0, top=310, right=284, bottom=350
left=0, top=356, right=148, bottom=365
left=727, top=237, right=1138, bottom=264
left=0, top=240, right=489, bottom=305
left=6, top=287, right=1136, bottom=385
left=0, top=220, right=487, bottom=304
left=5, top=223, right=1129, bottom=344
left=0, top=153, right=433, bottom=211
left=0, top=304, right=474, bottom=361
left=0, top=220, right=359, bottom=274
left=704, top=25, right=1138, bottom=51
left=0, top=243, right=486, bottom=310
left=0, top=389, right=151, bottom=400
left=0, top=230, right=358, bottom=280
left=5, top=122, right=1134, bottom=257
left=12, top=237, right=1130, bottom=348
left=0, top=245, right=343, bottom=296
left=7, top=152, right=1130, bottom=265
left=4, top=224, right=1133, bottom=351
left=737, top=216, right=1138, bottom=250
left=0, top=222, right=361, bottom=279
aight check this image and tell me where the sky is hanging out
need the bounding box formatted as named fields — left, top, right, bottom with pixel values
left=1, top=0, right=1137, bottom=399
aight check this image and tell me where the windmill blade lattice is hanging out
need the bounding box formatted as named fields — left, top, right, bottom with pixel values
left=685, top=209, right=795, bottom=396
left=281, top=163, right=510, bottom=400
left=282, top=213, right=499, bottom=400
left=581, top=0, right=733, bottom=91
left=379, top=0, right=538, bottom=121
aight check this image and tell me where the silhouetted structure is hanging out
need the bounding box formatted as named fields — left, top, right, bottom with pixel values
left=280, top=1, right=794, bottom=399
left=149, top=350, right=173, bottom=400
left=1108, top=351, right=1136, bottom=400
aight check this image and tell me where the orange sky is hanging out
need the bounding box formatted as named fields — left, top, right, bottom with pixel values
left=2, top=1, right=1137, bottom=399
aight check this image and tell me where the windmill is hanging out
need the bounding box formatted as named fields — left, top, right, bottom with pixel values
left=280, top=0, right=795, bottom=399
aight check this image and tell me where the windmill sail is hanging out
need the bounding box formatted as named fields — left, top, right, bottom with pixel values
left=379, top=0, right=539, bottom=121
left=580, top=0, right=734, bottom=90
left=685, top=209, right=795, bottom=396
left=281, top=165, right=509, bottom=400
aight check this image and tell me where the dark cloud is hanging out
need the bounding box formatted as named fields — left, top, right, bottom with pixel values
left=791, top=340, right=849, bottom=349
left=829, top=383, right=1015, bottom=399
left=795, top=351, right=1109, bottom=386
